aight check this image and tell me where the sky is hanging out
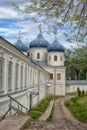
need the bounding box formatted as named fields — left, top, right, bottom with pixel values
left=0, top=0, right=74, bottom=49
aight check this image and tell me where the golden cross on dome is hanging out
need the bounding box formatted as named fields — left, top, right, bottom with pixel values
left=18, top=31, right=21, bottom=41
left=54, top=28, right=57, bottom=40
left=38, top=24, right=42, bottom=34
left=26, top=38, right=28, bottom=47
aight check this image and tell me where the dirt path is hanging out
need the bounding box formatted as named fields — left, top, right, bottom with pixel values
left=26, top=96, right=87, bottom=130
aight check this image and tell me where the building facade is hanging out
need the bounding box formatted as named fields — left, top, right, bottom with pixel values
left=29, top=34, right=66, bottom=96
left=0, top=36, right=49, bottom=116
left=0, top=33, right=87, bottom=116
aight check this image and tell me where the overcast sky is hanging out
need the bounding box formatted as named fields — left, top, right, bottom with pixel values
left=0, top=0, right=74, bottom=48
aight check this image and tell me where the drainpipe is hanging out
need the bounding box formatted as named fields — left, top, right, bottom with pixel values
left=54, top=67, right=56, bottom=99
left=38, top=70, right=40, bottom=102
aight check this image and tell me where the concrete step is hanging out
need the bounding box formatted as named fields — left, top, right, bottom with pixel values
left=0, top=116, right=31, bottom=130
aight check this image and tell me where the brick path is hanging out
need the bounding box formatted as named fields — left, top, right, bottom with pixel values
left=26, top=96, right=87, bottom=130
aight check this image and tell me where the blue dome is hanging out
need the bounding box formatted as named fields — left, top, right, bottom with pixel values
left=15, top=39, right=28, bottom=52
left=47, top=40, right=65, bottom=52
left=29, top=34, right=50, bottom=48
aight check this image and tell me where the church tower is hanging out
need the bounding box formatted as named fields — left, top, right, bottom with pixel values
left=14, top=31, right=28, bottom=55
left=28, top=28, right=66, bottom=96
left=46, top=36, right=66, bottom=96
left=29, top=25, right=50, bottom=61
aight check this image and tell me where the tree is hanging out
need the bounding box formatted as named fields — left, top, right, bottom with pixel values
left=65, top=47, right=87, bottom=80
left=13, top=0, right=87, bottom=43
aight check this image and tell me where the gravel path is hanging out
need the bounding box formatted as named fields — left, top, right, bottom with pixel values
left=26, top=96, right=87, bottom=130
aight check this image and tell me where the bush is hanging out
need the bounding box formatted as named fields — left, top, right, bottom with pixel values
left=82, top=89, right=85, bottom=96
left=71, top=97, right=78, bottom=103
left=77, top=87, right=81, bottom=97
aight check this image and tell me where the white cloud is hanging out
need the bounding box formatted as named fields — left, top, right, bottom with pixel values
left=0, top=28, right=10, bottom=32
left=0, top=1, right=72, bottom=49
left=0, top=7, right=18, bottom=19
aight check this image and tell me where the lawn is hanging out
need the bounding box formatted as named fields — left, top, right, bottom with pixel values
left=28, top=96, right=54, bottom=120
left=65, top=95, right=87, bottom=123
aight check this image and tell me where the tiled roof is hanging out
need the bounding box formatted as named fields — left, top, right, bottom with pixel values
left=47, top=40, right=65, bottom=52
left=14, top=39, right=28, bottom=52
left=66, top=80, right=87, bottom=85
left=29, top=34, right=50, bottom=48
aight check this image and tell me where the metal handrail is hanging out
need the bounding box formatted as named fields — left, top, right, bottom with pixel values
left=8, top=95, right=28, bottom=111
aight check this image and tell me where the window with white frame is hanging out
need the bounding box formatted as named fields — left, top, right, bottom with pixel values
left=8, top=61, right=13, bottom=91
left=50, top=73, right=53, bottom=80
left=60, top=56, right=63, bottom=61
left=57, top=73, right=61, bottom=80
left=20, top=65, right=23, bottom=89
left=15, top=63, right=19, bottom=90
left=31, top=53, right=32, bottom=59
left=28, top=68, right=29, bottom=87
left=0, top=57, right=4, bottom=92
left=54, top=55, right=57, bottom=61
left=37, top=53, right=40, bottom=59
left=25, top=67, right=27, bottom=88
left=30, top=69, right=32, bottom=86
left=49, top=56, right=51, bottom=61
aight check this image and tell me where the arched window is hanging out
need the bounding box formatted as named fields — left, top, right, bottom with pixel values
left=57, top=73, right=61, bottom=80
left=60, top=56, right=62, bottom=61
left=50, top=73, right=53, bottom=80
left=15, top=63, right=19, bottom=90
left=49, top=56, right=51, bottom=61
left=54, top=55, right=57, bottom=61
left=31, top=53, right=32, bottom=59
left=45, top=54, right=47, bottom=59
left=8, top=61, right=13, bottom=91
left=37, top=53, right=40, bottom=59
left=20, top=65, right=23, bottom=89
left=0, top=57, right=4, bottom=91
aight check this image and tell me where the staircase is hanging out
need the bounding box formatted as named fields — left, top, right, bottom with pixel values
left=0, top=116, right=30, bottom=130
left=0, top=95, right=31, bottom=130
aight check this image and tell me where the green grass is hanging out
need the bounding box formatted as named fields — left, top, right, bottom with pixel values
left=22, top=119, right=31, bottom=130
left=28, top=96, right=54, bottom=120
left=29, top=111, right=42, bottom=120
left=67, top=92, right=77, bottom=96
left=0, top=116, right=4, bottom=121
left=65, top=95, right=87, bottom=123
left=46, top=106, right=54, bottom=122
left=31, top=96, right=53, bottom=112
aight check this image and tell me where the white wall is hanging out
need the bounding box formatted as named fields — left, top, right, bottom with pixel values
left=0, top=37, right=49, bottom=116
left=47, top=52, right=64, bottom=66
left=66, top=84, right=87, bottom=93
left=29, top=48, right=47, bottom=61
left=0, top=84, right=47, bottom=116
left=45, top=67, right=66, bottom=96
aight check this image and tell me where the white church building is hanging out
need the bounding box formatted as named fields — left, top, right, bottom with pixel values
left=0, top=31, right=87, bottom=116
left=28, top=33, right=66, bottom=96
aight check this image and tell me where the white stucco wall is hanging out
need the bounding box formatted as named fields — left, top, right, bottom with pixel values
left=29, top=48, right=47, bottom=61
left=45, top=67, right=66, bottom=96
left=47, top=52, right=64, bottom=66
left=0, top=85, right=47, bottom=116
left=0, top=37, right=49, bottom=116
left=66, top=84, right=87, bottom=93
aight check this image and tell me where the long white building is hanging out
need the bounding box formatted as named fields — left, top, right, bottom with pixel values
left=0, top=36, right=49, bottom=116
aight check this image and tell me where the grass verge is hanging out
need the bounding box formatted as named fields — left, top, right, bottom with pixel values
left=0, top=116, right=4, bottom=121
left=65, top=95, right=87, bottom=123
left=28, top=96, right=53, bottom=120
left=46, top=106, right=54, bottom=122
